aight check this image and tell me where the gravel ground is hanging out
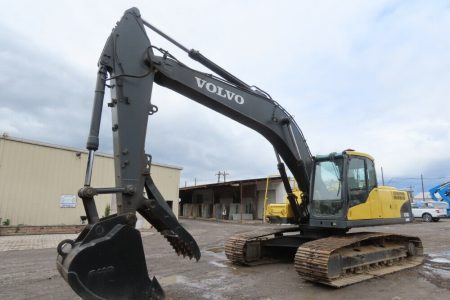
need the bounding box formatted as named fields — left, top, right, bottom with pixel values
left=0, top=218, right=449, bottom=299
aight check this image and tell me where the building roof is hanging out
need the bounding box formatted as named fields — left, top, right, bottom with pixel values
left=180, top=176, right=282, bottom=191
left=0, top=134, right=182, bottom=170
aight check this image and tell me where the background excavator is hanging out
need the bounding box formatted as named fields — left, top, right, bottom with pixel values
left=57, top=7, right=423, bottom=299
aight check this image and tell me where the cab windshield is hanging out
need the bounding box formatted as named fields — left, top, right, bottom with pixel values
left=311, top=158, right=344, bottom=216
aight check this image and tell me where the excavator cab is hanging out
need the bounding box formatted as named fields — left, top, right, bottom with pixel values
left=309, top=150, right=413, bottom=230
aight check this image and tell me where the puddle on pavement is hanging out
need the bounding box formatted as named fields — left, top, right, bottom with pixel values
left=159, top=275, right=188, bottom=286
left=420, top=252, right=450, bottom=289
left=202, top=246, right=257, bottom=275
left=204, top=247, right=229, bottom=268
left=429, top=257, right=450, bottom=264
left=159, top=273, right=233, bottom=298
left=203, top=247, right=227, bottom=261
left=205, top=246, right=223, bottom=253
left=209, top=261, right=227, bottom=268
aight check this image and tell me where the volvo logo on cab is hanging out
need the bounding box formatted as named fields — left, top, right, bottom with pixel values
left=194, top=77, right=244, bottom=104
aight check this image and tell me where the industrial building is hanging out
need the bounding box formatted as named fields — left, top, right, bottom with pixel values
left=0, top=135, right=181, bottom=227
left=179, top=176, right=287, bottom=221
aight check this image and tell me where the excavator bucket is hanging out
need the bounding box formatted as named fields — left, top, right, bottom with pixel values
left=57, top=215, right=165, bottom=300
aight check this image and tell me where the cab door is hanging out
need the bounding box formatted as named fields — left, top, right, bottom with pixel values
left=346, top=157, right=379, bottom=219
left=365, top=158, right=381, bottom=218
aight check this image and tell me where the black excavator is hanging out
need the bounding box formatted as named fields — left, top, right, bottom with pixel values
left=57, top=7, right=423, bottom=299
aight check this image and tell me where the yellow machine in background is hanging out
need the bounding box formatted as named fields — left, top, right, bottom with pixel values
left=266, top=189, right=302, bottom=224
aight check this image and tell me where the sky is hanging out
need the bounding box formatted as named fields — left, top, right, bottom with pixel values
left=0, top=0, right=449, bottom=193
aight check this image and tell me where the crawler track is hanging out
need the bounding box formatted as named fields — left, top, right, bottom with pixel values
left=294, top=232, right=423, bottom=287
left=226, top=230, right=423, bottom=287
left=225, top=226, right=298, bottom=265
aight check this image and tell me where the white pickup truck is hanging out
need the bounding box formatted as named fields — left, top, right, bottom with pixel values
left=411, top=201, right=447, bottom=222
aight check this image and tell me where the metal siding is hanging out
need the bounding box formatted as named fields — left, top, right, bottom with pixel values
left=151, top=164, right=181, bottom=218
left=0, top=138, right=180, bottom=225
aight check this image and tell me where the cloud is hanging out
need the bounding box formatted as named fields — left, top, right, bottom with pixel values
left=0, top=1, right=449, bottom=191
left=0, top=24, right=91, bottom=146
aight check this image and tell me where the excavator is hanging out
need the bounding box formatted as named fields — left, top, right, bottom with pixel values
left=57, top=7, right=423, bottom=299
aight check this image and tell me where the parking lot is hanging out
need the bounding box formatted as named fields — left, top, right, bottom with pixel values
left=0, top=219, right=449, bottom=299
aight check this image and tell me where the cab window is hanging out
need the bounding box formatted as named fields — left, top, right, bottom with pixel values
left=313, top=161, right=343, bottom=201
left=347, top=157, right=368, bottom=207
left=366, top=158, right=377, bottom=191
left=311, top=158, right=344, bottom=217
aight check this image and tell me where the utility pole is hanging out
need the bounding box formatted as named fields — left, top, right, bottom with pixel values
left=194, top=177, right=197, bottom=186
left=421, top=174, right=425, bottom=202
left=216, top=171, right=222, bottom=183
left=381, top=167, right=385, bottom=186
left=222, top=171, right=229, bottom=182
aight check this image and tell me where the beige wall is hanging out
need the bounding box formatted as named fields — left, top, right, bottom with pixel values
left=151, top=164, right=181, bottom=209
left=0, top=137, right=181, bottom=226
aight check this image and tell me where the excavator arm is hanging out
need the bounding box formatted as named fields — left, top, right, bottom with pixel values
left=57, top=8, right=201, bottom=300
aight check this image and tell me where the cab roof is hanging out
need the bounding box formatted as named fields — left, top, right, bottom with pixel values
left=314, top=150, right=374, bottom=161
left=343, top=150, right=374, bottom=161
